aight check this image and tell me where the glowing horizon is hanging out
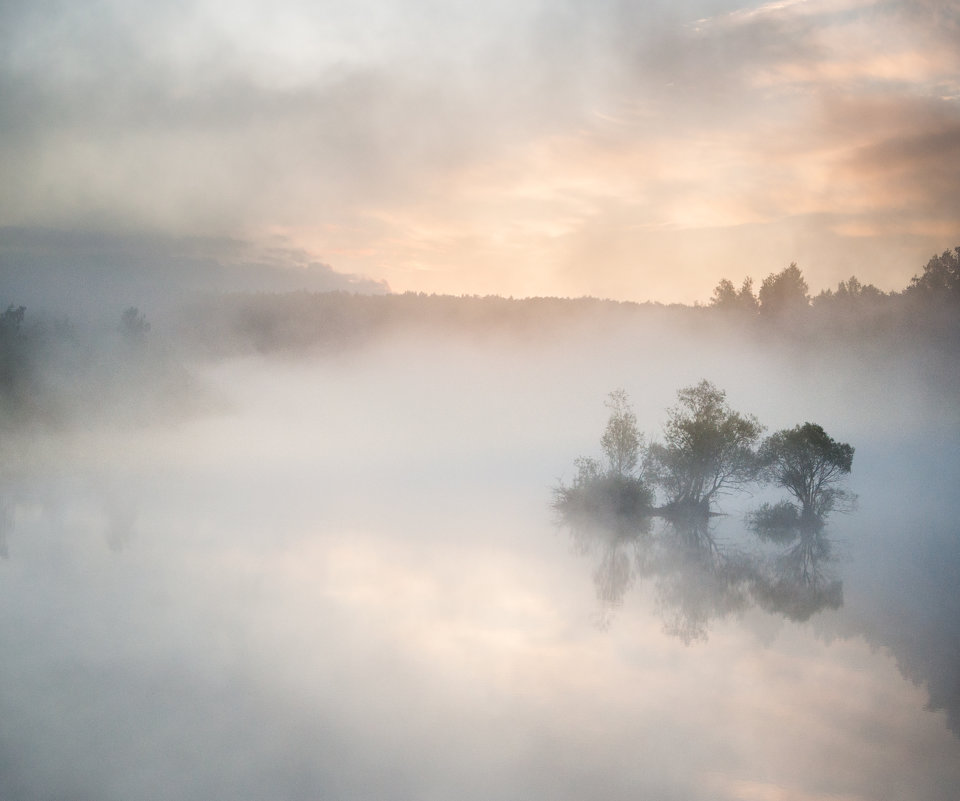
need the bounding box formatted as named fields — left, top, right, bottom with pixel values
left=1, top=0, right=958, bottom=304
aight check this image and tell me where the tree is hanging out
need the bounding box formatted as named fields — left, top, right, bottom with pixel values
left=554, top=391, right=653, bottom=530
left=813, top=276, right=886, bottom=308
left=835, top=275, right=884, bottom=302
left=553, top=456, right=653, bottom=533
left=710, top=277, right=758, bottom=313
left=758, top=423, right=854, bottom=519
left=737, top=277, right=759, bottom=312
left=601, top=389, right=641, bottom=477
left=908, top=247, right=960, bottom=299
left=647, top=380, right=764, bottom=513
left=758, top=263, right=809, bottom=316
left=710, top=278, right=738, bottom=308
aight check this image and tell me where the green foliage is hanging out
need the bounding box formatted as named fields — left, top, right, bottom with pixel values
left=813, top=276, right=887, bottom=308
left=601, top=389, right=641, bottom=477
left=0, top=303, right=205, bottom=430
left=908, top=247, right=960, bottom=299
left=710, top=277, right=758, bottom=313
left=758, top=263, right=809, bottom=316
left=759, top=423, right=854, bottom=517
left=553, top=383, right=857, bottom=633
left=647, top=380, right=764, bottom=512
left=555, top=392, right=654, bottom=531
left=554, top=459, right=654, bottom=530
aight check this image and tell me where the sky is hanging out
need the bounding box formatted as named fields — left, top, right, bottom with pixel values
left=1, top=0, right=959, bottom=303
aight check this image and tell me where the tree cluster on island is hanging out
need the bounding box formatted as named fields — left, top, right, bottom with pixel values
left=553, top=381, right=854, bottom=638
left=555, top=380, right=854, bottom=527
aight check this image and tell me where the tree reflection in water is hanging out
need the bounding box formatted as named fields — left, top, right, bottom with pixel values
left=652, top=513, right=756, bottom=644
left=556, top=504, right=845, bottom=641
left=750, top=513, right=843, bottom=623
left=562, top=503, right=653, bottom=629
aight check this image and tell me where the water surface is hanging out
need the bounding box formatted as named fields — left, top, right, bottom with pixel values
left=1, top=331, right=958, bottom=800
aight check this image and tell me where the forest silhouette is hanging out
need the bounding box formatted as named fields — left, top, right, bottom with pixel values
left=1, top=246, right=958, bottom=430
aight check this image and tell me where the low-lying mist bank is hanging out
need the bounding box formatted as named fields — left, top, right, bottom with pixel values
left=3, top=285, right=958, bottom=435
left=4, top=246, right=956, bottom=426
left=1, top=284, right=958, bottom=801
left=0, top=295, right=960, bottom=801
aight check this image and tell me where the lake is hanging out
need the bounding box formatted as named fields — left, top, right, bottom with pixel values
left=1, top=324, right=958, bottom=800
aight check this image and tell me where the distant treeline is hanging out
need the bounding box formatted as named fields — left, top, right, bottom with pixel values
left=174, top=291, right=666, bottom=356
left=2, top=246, right=958, bottom=427
left=173, top=246, right=960, bottom=355
left=706, top=247, right=960, bottom=321
left=0, top=303, right=196, bottom=429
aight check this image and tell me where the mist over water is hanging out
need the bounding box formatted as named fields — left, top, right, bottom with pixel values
left=1, top=309, right=959, bottom=800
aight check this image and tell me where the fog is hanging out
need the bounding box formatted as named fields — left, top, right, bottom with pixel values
left=1, top=299, right=959, bottom=800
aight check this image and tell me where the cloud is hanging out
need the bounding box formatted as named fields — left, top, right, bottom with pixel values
left=0, top=228, right=389, bottom=317
left=0, top=0, right=957, bottom=301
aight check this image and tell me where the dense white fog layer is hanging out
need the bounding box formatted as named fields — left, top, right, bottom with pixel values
left=1, top=320, right=959, bottom=800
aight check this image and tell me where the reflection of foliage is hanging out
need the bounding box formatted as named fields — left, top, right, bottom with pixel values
left=560, top=508, right=652, bottom=628
left=747, top=501, right=803, bottom=543
left=557, top=472, right=847, bottom=639
left=594, top=543, right=634, bottom=607
left=646, top=380, right=763, bottom=513
left=759, top=423, right=854, bottom=519
left=591, top=529, right=650, bottom=628
left=750, top=519, right=842, bottom=622
left=557, top=496, right=763, bottom=642
left=561, top=507, right=845, bottom=639
left=652, top=515, right=756, bottom=644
